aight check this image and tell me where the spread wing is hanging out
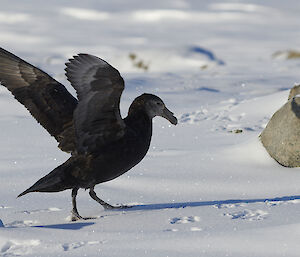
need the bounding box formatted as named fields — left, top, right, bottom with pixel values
left=0, top=47, right=78, bottom=152
left=65, top=54, right=126, bottom=154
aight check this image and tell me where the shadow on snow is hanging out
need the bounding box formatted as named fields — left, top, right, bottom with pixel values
left=6, top=195, right=298, bottom=229
left=124, top=195, right=300, bottom=211
left=33, top=222, right=95, bottom=230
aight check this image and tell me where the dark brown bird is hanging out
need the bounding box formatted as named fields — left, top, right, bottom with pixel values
left=0, top=48, right=177, bottom=220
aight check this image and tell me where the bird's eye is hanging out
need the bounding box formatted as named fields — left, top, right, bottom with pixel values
left=157, top=102, right=162, bottom=105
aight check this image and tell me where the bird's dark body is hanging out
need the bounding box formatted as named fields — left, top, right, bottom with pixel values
left=0, top=47, right=177, bottom=219
left=20, top=105, right=153, bottom=194
left=90, top=112, right=152, bottom=185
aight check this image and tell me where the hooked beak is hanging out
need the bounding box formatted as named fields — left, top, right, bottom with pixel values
left=162, top=107, right=178, bottom=125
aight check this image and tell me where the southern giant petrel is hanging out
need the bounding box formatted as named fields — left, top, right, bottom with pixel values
left=0, top=48, right=177, bottom=220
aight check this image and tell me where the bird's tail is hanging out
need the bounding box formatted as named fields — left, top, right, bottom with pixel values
left=18, top=158, right=76, bottom=197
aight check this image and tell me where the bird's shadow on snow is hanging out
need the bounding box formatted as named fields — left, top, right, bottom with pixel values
left=126, top=195, right=300, bottom=211
left=33, top=222, right=95, bottom=230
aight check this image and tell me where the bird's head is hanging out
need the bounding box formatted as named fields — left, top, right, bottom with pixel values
left=129, top=93, right=177, bottom=125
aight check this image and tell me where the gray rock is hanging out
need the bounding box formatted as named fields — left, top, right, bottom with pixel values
left=261, top=87, right=300, bottom=167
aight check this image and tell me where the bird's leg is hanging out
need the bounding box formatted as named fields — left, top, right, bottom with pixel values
left=71, top=188, right=84, bottom=221
left=89, top=187, right=131, bottom=210
left=89, top=187, right=115, bottom=209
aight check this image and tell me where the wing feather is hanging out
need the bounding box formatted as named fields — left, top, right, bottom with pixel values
left=65, top=54, right=125, bottom=154
left=0, top=48, right=77, bottom=152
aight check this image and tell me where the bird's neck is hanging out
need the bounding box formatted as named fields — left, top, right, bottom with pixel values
left=124, top=109, right=152, bottom=137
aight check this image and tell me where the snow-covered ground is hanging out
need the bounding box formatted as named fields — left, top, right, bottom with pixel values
left=1, top=0, right=300, bottom=256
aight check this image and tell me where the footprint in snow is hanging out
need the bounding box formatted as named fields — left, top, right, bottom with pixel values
left=180, top=99, right=270, bottom=133
left=224, top=209, right=268, bottom=221
left=1, top=239, right=40, bottom=256
left=179, top=109, right=208, bottom=124
left=62, top=241, right=101, bottom=251
left=165, top=216, right=202, bottom=232
left=170, top=216, right=200, bottom=224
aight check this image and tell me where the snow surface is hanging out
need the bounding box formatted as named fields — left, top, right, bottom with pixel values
left=1, top=0, right=300, bottom=256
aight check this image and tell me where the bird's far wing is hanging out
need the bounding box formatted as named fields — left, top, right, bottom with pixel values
left=65, top=54, right=126, bottom=154
left=0, top=47, right=78, bottom=152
